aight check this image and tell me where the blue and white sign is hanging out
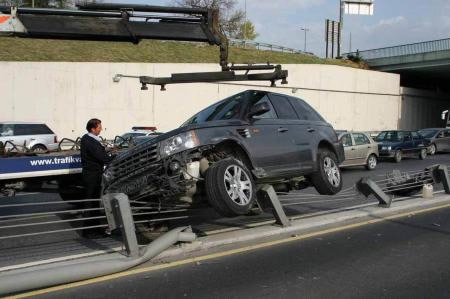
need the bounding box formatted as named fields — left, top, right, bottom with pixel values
left=0, top=154, right=82, bottom=179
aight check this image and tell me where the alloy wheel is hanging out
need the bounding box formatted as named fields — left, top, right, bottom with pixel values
left=223, top=165, right=252, bottom=206
left=323, top=157, right=340, bottom=187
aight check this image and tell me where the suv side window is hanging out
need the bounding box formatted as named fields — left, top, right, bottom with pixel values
left=268, top=95, right=298, bottom=120
left=216, top=98, right=243, bottom=120
left=0, top=124, right=14, bottom=137
left=14, top=124, right=33, bottom=136
left=353, top=133, right=370, bottom=145
left=412, top=131, right=420, bottom=140
left=14, top=124, right=54, bottom=136
left=404, top=132, right=412, bottom=141
left=248, top=94, right=277, bottom=119
left=340, top=134, right=353, bottom=147
left=35, top=124, right=54, bottom=135
left=444, top=130, right=450, bottom=137
left=289, top=98, right=324, bottom=121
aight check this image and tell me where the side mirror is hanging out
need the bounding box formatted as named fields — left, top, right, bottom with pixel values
left=248, top=102, right=270, bottom=118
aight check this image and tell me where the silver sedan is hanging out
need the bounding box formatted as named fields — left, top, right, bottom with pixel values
left=338, top=132, right=379, bottom=170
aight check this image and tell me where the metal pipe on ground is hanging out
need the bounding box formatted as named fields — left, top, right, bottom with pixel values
left=0, top=226, right=196, bottom=296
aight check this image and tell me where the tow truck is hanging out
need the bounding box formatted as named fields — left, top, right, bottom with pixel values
left=0, top=3, right=288, bottom=199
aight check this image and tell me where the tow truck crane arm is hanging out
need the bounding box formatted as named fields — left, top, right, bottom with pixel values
left=0, top=4, right=288, bottom=89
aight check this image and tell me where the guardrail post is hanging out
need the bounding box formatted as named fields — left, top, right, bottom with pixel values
left=356, top=177, right=392, bottom=208
left=257, top=185, right=290, bottom=227
left=102, top=193, right=139, bottom=257
left=429, top=165, right=450, bottom=194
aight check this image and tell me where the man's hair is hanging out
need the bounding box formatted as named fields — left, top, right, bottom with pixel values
left=86, top=118, right=101, bottom=133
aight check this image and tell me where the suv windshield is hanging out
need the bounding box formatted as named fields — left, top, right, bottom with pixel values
left=376, top=131, right=404, bottom=142
left=418, top=129, right=438, bottom=138
left=182, top=93, right=246, bottom=126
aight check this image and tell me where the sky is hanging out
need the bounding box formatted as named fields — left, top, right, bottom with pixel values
left=111, top=0, right=450, bottom=57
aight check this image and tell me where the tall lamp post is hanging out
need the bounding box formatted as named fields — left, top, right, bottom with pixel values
left=300, top=27, right=310, bottom=52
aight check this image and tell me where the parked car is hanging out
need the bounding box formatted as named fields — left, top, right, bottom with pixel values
left=375, top=130, right=429, bottom=163
left=103, top=90, right=345, bottom=217
left=338, top=132, right=379, bottom=170
left=0, top=122, right=58, bottom=152
left=114, top=127, right=163, bottom=148
left=418, top=128, right=450, bottom=155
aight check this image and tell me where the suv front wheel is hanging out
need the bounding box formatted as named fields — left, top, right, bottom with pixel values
left=205, top=158, right=256, bottom=217
left=311, top=149, right=342, bottom=195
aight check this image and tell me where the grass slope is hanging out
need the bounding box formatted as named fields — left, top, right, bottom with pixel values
left=0, top=37, right=362, bottom=68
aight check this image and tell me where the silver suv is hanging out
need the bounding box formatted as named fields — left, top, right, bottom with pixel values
left=0, top=122, right=58, bottom=152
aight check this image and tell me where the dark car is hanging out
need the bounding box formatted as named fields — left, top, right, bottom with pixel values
left=376, top=130, right=429, bottom=163
left=418, top=128, right=450, bottom=155
left=103, top=90, right=344, bottom=217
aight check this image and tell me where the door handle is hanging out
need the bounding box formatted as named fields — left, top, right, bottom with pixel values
left=307, top=128, right=315, bottom=133
left=278, top=127, right=289, bottom=133
left=351, top=148, right=356, bottom=151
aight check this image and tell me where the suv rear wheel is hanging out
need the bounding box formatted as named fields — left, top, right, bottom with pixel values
left=205, top=158, right=256, bottom=217
left=31, top=144, right=47, bottom=152
left=311, top=149, right=342, bottom=195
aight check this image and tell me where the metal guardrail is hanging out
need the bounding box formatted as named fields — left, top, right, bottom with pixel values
left=343, top=38, right=450, bottom=60
left=229, top=39, right=315, bottom=56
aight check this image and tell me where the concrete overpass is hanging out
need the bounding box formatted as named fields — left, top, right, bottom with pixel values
left=345, top=38, right=450, bottom=91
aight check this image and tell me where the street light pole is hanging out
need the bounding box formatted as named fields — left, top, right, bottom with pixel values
left=300, top=27, right=310, bottom=52
left=338, top=0, right=344, bottom=57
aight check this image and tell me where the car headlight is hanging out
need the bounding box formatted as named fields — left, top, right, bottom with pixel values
left=382, top=146, right=392, bottom=151
left=160, top=130, right=200, bottom=158
left=103, top=168, right=114, bottom=184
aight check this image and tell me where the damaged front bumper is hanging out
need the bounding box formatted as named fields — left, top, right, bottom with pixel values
left=103, top=141, right=208, bottom=202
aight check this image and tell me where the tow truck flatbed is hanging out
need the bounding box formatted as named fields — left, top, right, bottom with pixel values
left=0, top=151, right=81, bottom=181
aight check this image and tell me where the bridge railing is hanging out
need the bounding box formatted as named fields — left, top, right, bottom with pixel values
left=228, top=39, right=314, bottom=56
left=343, top=38, right=450, bottom=60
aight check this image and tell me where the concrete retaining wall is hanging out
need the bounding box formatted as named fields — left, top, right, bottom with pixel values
left=0, top=62, right=401, bottom=139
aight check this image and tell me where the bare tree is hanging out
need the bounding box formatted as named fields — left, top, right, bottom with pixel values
left=172, top=0, right=251, bottom=38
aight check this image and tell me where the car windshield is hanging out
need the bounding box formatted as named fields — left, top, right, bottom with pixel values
left=182, top=93, right=246, bottom=126
left=418, top=129, right=438, bottom=138
left=376, top=131, right=404, bottom=142
left=121, top=132, right=147, bottom=139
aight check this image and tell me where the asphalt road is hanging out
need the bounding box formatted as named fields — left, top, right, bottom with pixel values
left=1, top=153, right=450, bottom=269
left=34, top=204, right=450, bottom=299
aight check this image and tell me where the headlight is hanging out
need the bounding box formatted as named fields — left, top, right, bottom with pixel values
left=103, top=168, right=114, bottom=184
left=160, top=130, right=200, bottom=158
left=382, top=146, right=392, bottom=151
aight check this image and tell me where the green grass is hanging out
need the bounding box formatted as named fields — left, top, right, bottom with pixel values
left=0, top=37, right=363, bottom=68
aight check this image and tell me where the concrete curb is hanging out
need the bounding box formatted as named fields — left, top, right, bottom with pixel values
left=153, top=194, right=450, bottom=261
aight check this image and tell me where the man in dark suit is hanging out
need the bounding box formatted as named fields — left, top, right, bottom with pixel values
left=80, top=118, right=115, bottom=237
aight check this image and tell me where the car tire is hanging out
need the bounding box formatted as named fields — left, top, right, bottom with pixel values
left=311, top=149, right=342, bottom=195
left=31, top=144, right=47, bottom=152
left=429, top=144, right=436, bottom=155
left=365, top=154, right=377, bottom=170
left=394, top=150, right=402, bottom=163
left=205, top=158, right=256, bottom=217
left=419, top=148, right=427, bottom=160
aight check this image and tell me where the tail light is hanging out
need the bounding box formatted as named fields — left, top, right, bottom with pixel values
left=54, top=136, right=58, bottom=143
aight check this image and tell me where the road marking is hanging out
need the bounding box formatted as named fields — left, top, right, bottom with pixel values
left=8, top=202, right=450, bottom=299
